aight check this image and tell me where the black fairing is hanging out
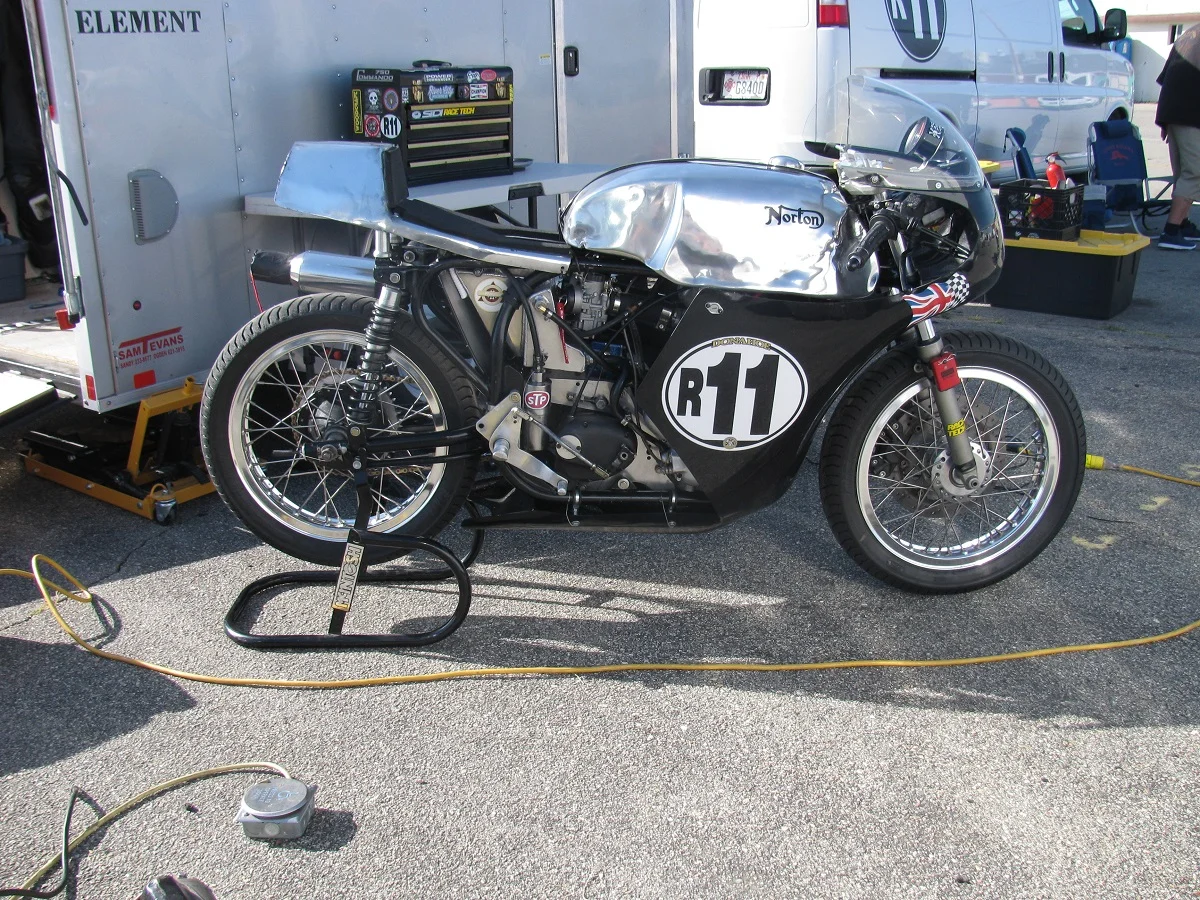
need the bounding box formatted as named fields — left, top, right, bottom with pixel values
left=962, top=189, right=1005, bottom=298
left=637, top=289, right=913, bottom=521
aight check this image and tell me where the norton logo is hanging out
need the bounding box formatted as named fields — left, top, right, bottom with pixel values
left=887, top=0, right=947, bottom=63
left=764, top=205, right=823, bottom=228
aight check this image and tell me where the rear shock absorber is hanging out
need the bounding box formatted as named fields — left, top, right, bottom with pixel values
left=347, top=231, right=405, bottom=428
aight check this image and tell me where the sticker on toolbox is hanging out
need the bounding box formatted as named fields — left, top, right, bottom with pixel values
left=481, top=69, right=497, bottom=82
left=467, top=69, right=481, bottom=81
left=365, top=88, right=382, bottom=113
left=401, top=87, right=410, bottom=103
left=363, top=114, right=381, bottom=138
left=351, top=89, right=363, bottom=134
left=383, top=88, right=400, bottom=111
left=428, top=84, right=455, bottom=102
left=469, top=83, right=489, bottom=100
left=412, top=84, right=424, bottom=103
left=381, top=114, right=402, bottom=139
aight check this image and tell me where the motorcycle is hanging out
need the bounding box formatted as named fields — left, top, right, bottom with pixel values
left=200, top=77, right=1085, bottom=595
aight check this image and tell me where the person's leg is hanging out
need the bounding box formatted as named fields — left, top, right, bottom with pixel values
left=1166, top=125, right=1199, bottom=227
left=1161, top=126, right=1200, bottom=247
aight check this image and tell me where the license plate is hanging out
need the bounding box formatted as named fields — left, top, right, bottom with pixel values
left=720, top=70, right=769, bottom=101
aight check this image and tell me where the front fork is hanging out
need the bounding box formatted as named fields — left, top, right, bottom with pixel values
left=912, top=319, right=980, bottom=491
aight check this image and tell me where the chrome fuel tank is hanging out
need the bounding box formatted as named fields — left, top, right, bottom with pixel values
left=561, top=160, right=876, bottom=298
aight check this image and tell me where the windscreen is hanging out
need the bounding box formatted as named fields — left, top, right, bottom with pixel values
left=831, top=76, right=985, bottom=195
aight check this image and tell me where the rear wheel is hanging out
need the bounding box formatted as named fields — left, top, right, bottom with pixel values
left=819, top=331, right=1085, bottom=593
left=201, top=293, right=480, bottom=566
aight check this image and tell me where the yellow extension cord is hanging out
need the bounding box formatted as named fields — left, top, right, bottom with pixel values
left=2, top=460, right=1198, bottom=893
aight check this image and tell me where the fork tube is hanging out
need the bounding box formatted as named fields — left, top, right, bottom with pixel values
left=913, top=320, right=979, bottom=488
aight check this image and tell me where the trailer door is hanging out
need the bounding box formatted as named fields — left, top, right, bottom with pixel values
left=556, top=0, right=679, bottom=166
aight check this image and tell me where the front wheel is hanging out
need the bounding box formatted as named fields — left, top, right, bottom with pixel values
left=201, top=293, right=480, bottom=566
left=819, top=331, right=1085, bottom=593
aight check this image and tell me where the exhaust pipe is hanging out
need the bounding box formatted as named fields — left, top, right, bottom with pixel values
left=250, top=250, right=376, bottom=294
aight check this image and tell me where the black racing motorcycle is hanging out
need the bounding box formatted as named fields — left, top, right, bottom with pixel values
left=201, top=77, right=1084, bottom=595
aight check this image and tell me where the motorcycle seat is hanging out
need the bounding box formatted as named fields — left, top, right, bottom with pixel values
left=394, top=198, right=570, bottom=255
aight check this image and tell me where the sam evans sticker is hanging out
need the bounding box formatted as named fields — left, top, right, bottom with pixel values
left=115, top=327, right=186, bottom=370
left=662, top=337, right=807, bottom=451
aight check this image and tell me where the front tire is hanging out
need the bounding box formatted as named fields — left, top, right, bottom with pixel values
left=201, top=293, right=480, bottom=566
left=819, top=331, right=1085, bottom=593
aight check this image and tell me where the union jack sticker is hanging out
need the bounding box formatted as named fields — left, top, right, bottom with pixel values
left=903, top=273, right=970, bottom=323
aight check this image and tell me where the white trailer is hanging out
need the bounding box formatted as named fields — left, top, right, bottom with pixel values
left=4, top=0, right=693, bottom=414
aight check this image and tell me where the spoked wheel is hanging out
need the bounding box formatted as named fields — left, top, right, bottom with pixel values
left=201, top=293, right=479, bottom=566
left=820, top=331, right=1085, bottom=593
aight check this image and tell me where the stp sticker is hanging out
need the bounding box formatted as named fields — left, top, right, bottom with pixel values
left=481, top=69, right=497, bottom=82
left=363, top=114, right=381, bottom=138
left=524, top=390, right=550, bottom=411
left=887, top=0, right=947, bottom=63
left=381, top=114, right=402, bottom=139
left=383, top=88, right=400, bottom=111
left=662, top=337, right=807, bottom=451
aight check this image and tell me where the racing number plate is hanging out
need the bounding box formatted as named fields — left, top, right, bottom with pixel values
left=721, top=70, right=769, bottom=102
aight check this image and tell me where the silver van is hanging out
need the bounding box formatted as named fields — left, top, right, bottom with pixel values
left=693, top=0, right=1134, bottom=178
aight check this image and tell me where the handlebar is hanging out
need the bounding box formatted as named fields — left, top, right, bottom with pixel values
left=844, top=215, right=899, bottom=272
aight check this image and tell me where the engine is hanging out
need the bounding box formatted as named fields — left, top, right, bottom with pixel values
left=457, top=267, right=698, bottom=494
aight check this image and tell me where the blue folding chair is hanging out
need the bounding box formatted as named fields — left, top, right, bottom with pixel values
left=1086, top=119, right=1173, bottom=235
left=1003, top=127, right=1037, bottom=181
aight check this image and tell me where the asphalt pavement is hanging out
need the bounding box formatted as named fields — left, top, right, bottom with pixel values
left=2, top=131, right=1199, bottom=898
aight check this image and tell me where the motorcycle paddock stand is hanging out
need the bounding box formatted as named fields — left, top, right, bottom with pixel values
left=224, top=471, right=485, bottom=650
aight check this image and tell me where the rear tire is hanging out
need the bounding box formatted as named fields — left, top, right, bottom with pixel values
left=819, top=331, right=1085, bottom=593
left=201, top=293, right=480, bottom=566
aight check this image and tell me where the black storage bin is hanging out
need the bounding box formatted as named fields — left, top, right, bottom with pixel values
left=0, top=237, right=27, bottom=304
left=348, top=65, right=514, bottom=186
left=997, top=179, right=1084, bottom=241
left=988, top=231, right=1149, bottom=320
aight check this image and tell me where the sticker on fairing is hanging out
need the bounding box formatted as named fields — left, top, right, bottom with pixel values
left=662, top=337, right=808, bottom=451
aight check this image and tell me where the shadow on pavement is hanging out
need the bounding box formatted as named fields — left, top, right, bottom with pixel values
left=0, top=635, right=195, bottom=778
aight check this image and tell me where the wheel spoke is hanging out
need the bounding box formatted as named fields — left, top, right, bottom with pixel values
left=855, top=361, right=1061, bottom=567
left=227, top=328, right=453, bottom=540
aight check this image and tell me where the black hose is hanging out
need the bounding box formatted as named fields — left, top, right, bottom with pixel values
left=489, top=290, right=522, bottom=404
left=0, top=790, right=80, bottom=898
left=508, top=276, right=545, bottom=370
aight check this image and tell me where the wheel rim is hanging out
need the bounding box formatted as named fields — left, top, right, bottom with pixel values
left=227, top=329, right=448, bottom=543
left=855, top=366, right=1061, bottom=571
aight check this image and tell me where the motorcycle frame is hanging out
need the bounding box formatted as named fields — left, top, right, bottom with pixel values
left=329, top=223, right=975, bottom=532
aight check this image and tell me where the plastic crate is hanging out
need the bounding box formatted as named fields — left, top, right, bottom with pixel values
left=987, top=230, right=1150, bottom=320
left=997, top=179, right=1084, bottom=241
left=0, top=237, right=27, bottom=304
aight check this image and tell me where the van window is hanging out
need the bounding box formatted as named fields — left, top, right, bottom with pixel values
left=1059, top=0, right=1100, bottom=44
